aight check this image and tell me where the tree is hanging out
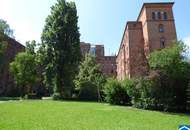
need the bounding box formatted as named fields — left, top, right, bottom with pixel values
left=41, top=0, right=81, bottom=99
left=0, top=19, right=14, bottom=38
left=75, top=54, right=106, bottom=101
left=148, top=41, right=190, bottom=111
left=10, top=41, right=38, bottom=97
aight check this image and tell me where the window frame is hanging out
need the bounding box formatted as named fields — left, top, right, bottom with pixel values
left=158, top=12, right=161, bottom=20
left=163, top=12, right=168, bottom=20
left=159, top=24, right=164, bottom=33
left=152, top=12, right=156, bottom=20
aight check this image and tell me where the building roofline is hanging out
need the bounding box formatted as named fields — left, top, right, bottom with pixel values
left=137, top=2, right=174, bottom=21
left=117, top=22, right=128, bottom=57
left=5, top=35, right=25, bottom=48
left=117, top=21, right=141, bottom=57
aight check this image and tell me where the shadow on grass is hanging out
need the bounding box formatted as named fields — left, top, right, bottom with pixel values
left=0, top=97, right=20, bottom=101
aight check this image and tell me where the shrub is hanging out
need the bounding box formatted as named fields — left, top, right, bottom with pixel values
left=103, top=79, right=130, bottom=105
left=78, top=81, right=98, bottom=101
left=52, top=92, right=62, bottom=100
left=122, top=79, right=137, bottom=99
left=148, top=42, right=190, bottom=112
left=129, top=75, right=189, bottom=112
left=131, top=78, right=160, bottom=110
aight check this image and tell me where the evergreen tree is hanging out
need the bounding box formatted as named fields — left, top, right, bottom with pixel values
left=75, top=54, right=106, bottom=101
left=41, top=0, right=81, bottom=99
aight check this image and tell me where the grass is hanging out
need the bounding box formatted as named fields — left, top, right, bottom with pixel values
left=0, top=100, right=189, bottom=130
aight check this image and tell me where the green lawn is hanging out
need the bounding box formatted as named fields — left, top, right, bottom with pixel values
left=0, top=100, right=189, bottom=130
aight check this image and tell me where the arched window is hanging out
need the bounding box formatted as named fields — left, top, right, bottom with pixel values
left=158, top=12, right=161, bottom=20
left=152, top=12, right=156, bottom=20
left=163, top=12, right=168, bottom=20
left=159, top=24, right=164, bottom=32
left=160, top=38, right=165, bottom=48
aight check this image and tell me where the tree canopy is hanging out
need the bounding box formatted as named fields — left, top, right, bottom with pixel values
left=41, top=0, right=81, bottom=99
left=0, top=19, right=14, bottom=38
left=75, top=54, right=106, bottom=101
left=10, top=41, right=38, bottom=96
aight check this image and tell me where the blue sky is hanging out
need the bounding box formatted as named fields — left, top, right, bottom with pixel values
left=0, top=0, right=189, bottom=55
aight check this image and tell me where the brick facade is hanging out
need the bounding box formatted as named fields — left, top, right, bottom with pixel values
left=0, top=37, right=25, bottom=96
left=117, top=2, right=177, bottom=80
left=80, top=42, right=116, bottom=77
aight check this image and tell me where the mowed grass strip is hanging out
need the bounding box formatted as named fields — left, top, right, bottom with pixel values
left=0, top=100, right=189, bottom=130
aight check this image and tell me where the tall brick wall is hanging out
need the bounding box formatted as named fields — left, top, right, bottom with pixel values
left=127, top=22, right=148, bottom=78
left=80, top=42, right=116, bottom=77
left=117, top=22, right=148, bottom=80
left=138, top=2, right=177, bottom=56
left=117, top=2, right=177, bottom=80
left=0, top=37, right=25, bottom=96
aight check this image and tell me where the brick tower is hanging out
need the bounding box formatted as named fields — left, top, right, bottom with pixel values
left=117, top=2, right=177, bottom=80
left=137, top=2, right=177, bottom=57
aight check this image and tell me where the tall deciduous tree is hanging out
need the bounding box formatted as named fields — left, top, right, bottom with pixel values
left=10, top=41, right=38, bottom=97
left=41, top=0, right=81, bottom=99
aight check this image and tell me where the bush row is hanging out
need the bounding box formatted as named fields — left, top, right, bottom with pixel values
left=103, top=76, right=189, bottom=112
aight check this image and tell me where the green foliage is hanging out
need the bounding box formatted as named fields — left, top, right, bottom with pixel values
left=145, top=41, right=190, bottom=111
left=36, top=43, right=54, bottom=94
left=129, top=78, right=160, bottom=110
left=103, top=78, right=130, bottom=105
left=75, top=54, right=106, bottom=101
left=149, top=41, right=188, bottom=77
left=9, top=42, right=38, bottom=96
left=78, top=81, right=98, bottom=101
left=25, top=40, right=36, bottom=54
left=122, top=79, right=137, bottom=98
left=113, top=41, right=190, bottom=112
left=0, top=19, right=14, bottom=38
left=41, top=0, right=81, bottom=99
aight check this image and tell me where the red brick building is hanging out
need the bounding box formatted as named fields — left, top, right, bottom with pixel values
left=117, top=2, right=177, bottom=80
left=80, top=42, right=116, bottom=77
left=0, top=37, right=25, bottom=96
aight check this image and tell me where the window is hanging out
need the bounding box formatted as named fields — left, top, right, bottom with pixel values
left=152, top=12, right=156, bottom=20
left=159, top=24, right=164, bottom=32
left=158, top=12, right=161, bottom=20
left=160, top=38, right=165, bottom=48
left=163, top=12, right=168, bottom=20
left=90, top=47, right=96, bottom=56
